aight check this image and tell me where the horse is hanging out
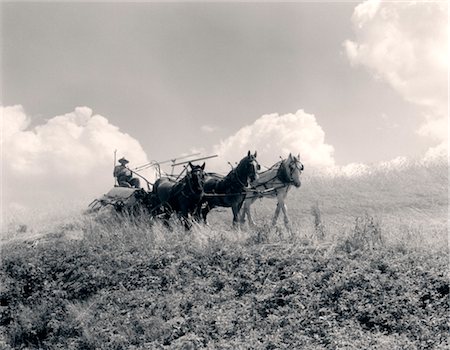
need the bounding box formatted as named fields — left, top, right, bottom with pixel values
left=151, top=162, right=206, bottom=230
left=197, top=151, right=260, bottom=227
left=240, top=153, right=304, bottom=231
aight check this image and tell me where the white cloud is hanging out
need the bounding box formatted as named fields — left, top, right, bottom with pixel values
left=200, top=125, right=217, bottom=133
left=207, top=109, right=335, bottom=172
left=353, top=0, right=380, bottom=29
left=344, top=0, right=448, bottom=158
left=422, top=142, right=448, bottom=165
left=381, top=113, right=397, bottom=128
left=417, top=115, right=448, bottom=142
left=377, top=113, right=399, bottom=131
left=1, top=105, right=150, bottom=221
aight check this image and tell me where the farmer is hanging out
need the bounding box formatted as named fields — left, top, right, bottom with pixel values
left=113, top=157, right=141, bottom=188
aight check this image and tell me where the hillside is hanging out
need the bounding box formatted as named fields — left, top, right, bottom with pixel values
left=0, top=161, right=448, bottom=349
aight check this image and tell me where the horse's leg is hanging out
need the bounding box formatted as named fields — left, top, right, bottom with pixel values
left=280, top=202, right=292, bottom=232
left=232, top=198, right=246, bottom=229
left=194, top=201, right=203, bottom=223
left=239, top=199, right=248, bottom=224
left=193, top=199, right=207, bottom=224
left=240, top=197, right=257, bottom=227
left=177, top=203, right=191, bottom=231
left=162, top=211, right=172, bottom=231
left=232, top=204, right=240, bottom=228
left=272, top=202, right=281, bottom=226
left=201, top=204, right=211, bottom=225
left=180, top=213, right=192, bottom=231
left=278, top=190, right=292, bottom=232
left=246, top=197, right=257, bottom=227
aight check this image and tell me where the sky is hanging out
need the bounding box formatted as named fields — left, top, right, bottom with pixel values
left=1, top=0, right=448, bottom=221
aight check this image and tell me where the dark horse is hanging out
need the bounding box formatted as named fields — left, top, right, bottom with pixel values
left=152, top=162, right=206, bottom=230
left=197, top=151, right=259, bottom=226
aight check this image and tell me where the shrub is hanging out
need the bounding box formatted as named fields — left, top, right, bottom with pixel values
left=2, top=213, right=448, bottom=349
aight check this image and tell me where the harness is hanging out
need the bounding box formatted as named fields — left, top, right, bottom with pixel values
left=180, top=171, right=204, bottom=199
left=233, top=167, right=249, bottom=188
left=207, top=157, right=256, bottom=196
left=248, top=159, right=301, bottom=198
left=171, top=170, right=204, bottom=199
left=277, top=162, right=292, bottom=184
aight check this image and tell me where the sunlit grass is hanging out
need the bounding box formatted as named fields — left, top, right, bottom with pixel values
left=1, top=160, right=448, bottom=349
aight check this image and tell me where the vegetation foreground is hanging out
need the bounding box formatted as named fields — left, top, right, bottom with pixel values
left=1, top=161, right=448, bottom=349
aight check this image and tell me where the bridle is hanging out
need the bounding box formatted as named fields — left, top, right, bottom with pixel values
left=277, top=158, right=304, bottom=184
left=184, top=167, right=205, bottom=195
left=234, top=156, right=259, bottom=188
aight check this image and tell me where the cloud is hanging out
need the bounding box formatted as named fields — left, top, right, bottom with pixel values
left=344, top=1, right=447, bottom=113
left=422, top=142, right=448, bottom=165
left=376, top=113, right=399, bottom=131
left=344, top=0, right=448, bottom=158
left=200, top=125, right=217, bottom=133
left=417, top=115, right=448, bottom=142
left=1, top=105, right=150, bottom=221
left=207, top=109, right=335, bottom=172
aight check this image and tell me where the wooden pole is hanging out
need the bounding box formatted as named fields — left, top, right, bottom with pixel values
left=113, top=149, right=117, bottom=186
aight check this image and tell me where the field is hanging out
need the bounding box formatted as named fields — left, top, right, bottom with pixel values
left=1, top=161, right=448, bottom=349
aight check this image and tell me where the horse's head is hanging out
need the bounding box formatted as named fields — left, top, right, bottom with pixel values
left=236, top=150, right=260, bottom=184
left=283, top=153, right=304, bottom=188
left=187, top=162, right=206, bottom=193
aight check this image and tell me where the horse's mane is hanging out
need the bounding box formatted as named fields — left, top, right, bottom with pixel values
left=205, top=155, right=255, bottom=192
left=251, top=158, right=294, bottom=187
left=226, top=155, right=253, bottom=180
left=266, top=160, right=284, bottom=171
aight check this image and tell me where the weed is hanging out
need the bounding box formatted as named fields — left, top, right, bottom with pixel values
left=1, top=160, right=447, bottom=349
left=339, top=214, right=383, bottom=253
left=310, top=202, right=325, bottom=240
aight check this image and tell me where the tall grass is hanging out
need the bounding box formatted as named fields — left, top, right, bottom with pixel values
left=0, top=160, right=448, bottom=349
left=1, top=208, right=448, bottom=349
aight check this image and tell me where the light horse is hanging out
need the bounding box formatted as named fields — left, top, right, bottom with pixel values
left=197, top=151, right=260, bottom=227
left=152, top=162, right=206, bottom=230
left=240, top=153, right=304, bottom=231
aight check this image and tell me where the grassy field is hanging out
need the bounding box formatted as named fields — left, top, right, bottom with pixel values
left=1, top=161, right=448, bottom=349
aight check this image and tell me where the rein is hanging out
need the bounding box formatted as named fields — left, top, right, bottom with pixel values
left=239, top=159, right=302, bottom=200
left=218, top=158, right=253, bottom=190
left=181, top=173, right=204, bottom=198
left=277, top=162, right=293, bottom=184
left=178, top=171, right=204, bottom=198
left=202, top=184, right=288, bottom=199
left=233, top=167, right=249, bottom=188
left=256, top=160, right=295, bottom=189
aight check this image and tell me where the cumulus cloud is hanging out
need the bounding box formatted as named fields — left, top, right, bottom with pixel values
left=344, top=0, right=448, bottom=159
left=207, top=109, right=335, bottom=173
left=1, top=105, right=150, bottom=222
